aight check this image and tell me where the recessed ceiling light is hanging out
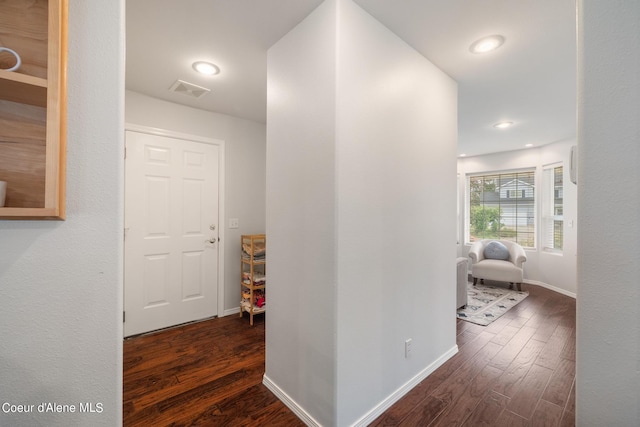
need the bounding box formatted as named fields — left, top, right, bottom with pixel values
left=469, top=35, right=505, bottom=54
left=525, top=144, right=534, bottom=148
left=192, top=61, right=220, bottom=76
left=459, top=153, right=467, bottom=157
left=494, top=121, right=514, bottom=129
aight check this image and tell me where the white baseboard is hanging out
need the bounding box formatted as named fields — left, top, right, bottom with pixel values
left=263, top=345, right=458, bottom=426
left=222, top=307, right=240, bottom=317
left=263, top=374, right=322, bottom=427
left=524, top=280, right=576, bottom=299
left=352, top=345, right=459, bottom=427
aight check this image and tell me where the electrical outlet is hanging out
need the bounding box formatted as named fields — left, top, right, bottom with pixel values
left=405, top=338, right=412, bottom=358
left=229, top=218, right=239, bottom=229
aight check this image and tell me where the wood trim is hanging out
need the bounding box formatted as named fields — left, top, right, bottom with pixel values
left=43, top=0, right=67, bottom=218
left=0, top=70, right=47, bottom=107
left=0, top=0, right=67, bottom=220
left=0, top=207, right=60, bottom=219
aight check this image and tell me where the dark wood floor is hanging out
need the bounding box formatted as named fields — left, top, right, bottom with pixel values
left=124, top=283, right=575, bottom=426
left=123, top=313, right=302, bottom=426
left=371, top=283, right=576, bottom=426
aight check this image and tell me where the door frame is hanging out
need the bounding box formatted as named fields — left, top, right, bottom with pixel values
left=124, top=123, right=226, bottom=321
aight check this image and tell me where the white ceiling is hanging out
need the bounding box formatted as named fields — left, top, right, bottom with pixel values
left=126, top=0, right=576, bottom=157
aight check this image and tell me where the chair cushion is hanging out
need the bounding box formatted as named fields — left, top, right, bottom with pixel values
left=484, top=241, right=510, bottom=260
left=473, top=259, right=524, bottom=283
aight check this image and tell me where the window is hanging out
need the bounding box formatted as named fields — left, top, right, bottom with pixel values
left=543, top=164, right=563, bottom=251
left=507, top=189, right=526, bottom=199
left=467, top=170, right=535, bottom=248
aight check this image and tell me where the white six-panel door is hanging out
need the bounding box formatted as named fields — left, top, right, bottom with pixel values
left=124, top=129, right=220, bottom=337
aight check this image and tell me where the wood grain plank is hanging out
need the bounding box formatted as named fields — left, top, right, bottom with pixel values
left=559, top=327, right=576, bottom=361
left=369, top=376, right=447, bottom=426
left=541, top=358, right=575, bottom=407
left=530, top=399, right=563, bottom=427
left=245, top=399, right=307, bottom=427
left=530, top=314, right=563, bottom=343
left=507, top=316, right=531, bottom=329
left=431, top=364, right=504, bottom=426
left=495, top=410, right=529, bottom=426
left=491, top=325, right=520, bottom=346
left=506, top=363, right=554, bottom=419
left=458, top=318, right=487, bottom=336
left=171, top=383, right=286, bottom=427
left=488, top=325, right=537, bottom=371
left=462, top=390, right=509, bottom=426
left=535, top=325, right=572, bottom=370
left=458, top=329, right=480, bottom=347
left=431, top=342, right=503, bottom=404
left=396, top=396, right=447, bottom=427
left=560, top=409, right=576, bottom=427
left=125, top=337, right=264, bottom=405
left=483, top=313, right=513, bottom=334
left=125, top=367, right=264, bottom=426
left=491, top=338, right=546, bottom=398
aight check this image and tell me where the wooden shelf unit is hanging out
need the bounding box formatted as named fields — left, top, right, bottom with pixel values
left=0, top=0, right=68, bottom=219
left=240, top=234, right=266, bottom=326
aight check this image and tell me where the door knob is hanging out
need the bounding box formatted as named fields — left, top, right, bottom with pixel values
left=206, top=237, right=217, bottom=244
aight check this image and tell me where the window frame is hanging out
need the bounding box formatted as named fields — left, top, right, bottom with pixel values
left=465, top=168, right=537, bottom=249
left=542, top=163, right=564, bottom=253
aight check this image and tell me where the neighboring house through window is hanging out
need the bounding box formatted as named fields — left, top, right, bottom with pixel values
left=467, top=170, right=536, bottom=248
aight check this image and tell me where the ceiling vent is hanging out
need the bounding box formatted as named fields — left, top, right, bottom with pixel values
left=168, top=79, right=210, bottom=99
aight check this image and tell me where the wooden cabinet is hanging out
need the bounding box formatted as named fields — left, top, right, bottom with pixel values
left=0, top=0, right=67, bottom=219
left=240, top=234, right=266, bottom=325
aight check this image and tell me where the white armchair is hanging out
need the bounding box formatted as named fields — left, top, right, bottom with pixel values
left=468, top=239, right=527, bottom=291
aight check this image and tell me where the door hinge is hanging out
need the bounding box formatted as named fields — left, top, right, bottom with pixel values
left=124, top=146, right=127, bottom=159
left=123, top=311, right=125, bottom=323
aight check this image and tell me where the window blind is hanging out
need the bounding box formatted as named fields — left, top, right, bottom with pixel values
left=542, top=165, right=563, bottom=251
left=467, top=170, right=536, bottom=248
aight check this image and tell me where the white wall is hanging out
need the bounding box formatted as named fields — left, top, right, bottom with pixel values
left=265, top=1, right=338, bottom=424
left=125, top=90, right=266, bottom=312
left=334, top=1, right=457, bottom=425
left=576, top=1, right=640, bottom=424
left=265, top=0, right=457, bottom=425
left=0, top=1, right=124, bottom=426
left=457, top=138, right=578, bottom=296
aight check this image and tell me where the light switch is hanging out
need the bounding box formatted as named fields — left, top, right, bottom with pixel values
left=229, top=218, right=239, bottom=229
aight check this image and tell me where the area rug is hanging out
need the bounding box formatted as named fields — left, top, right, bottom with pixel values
left=457, top=284, right=529, bottom=326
